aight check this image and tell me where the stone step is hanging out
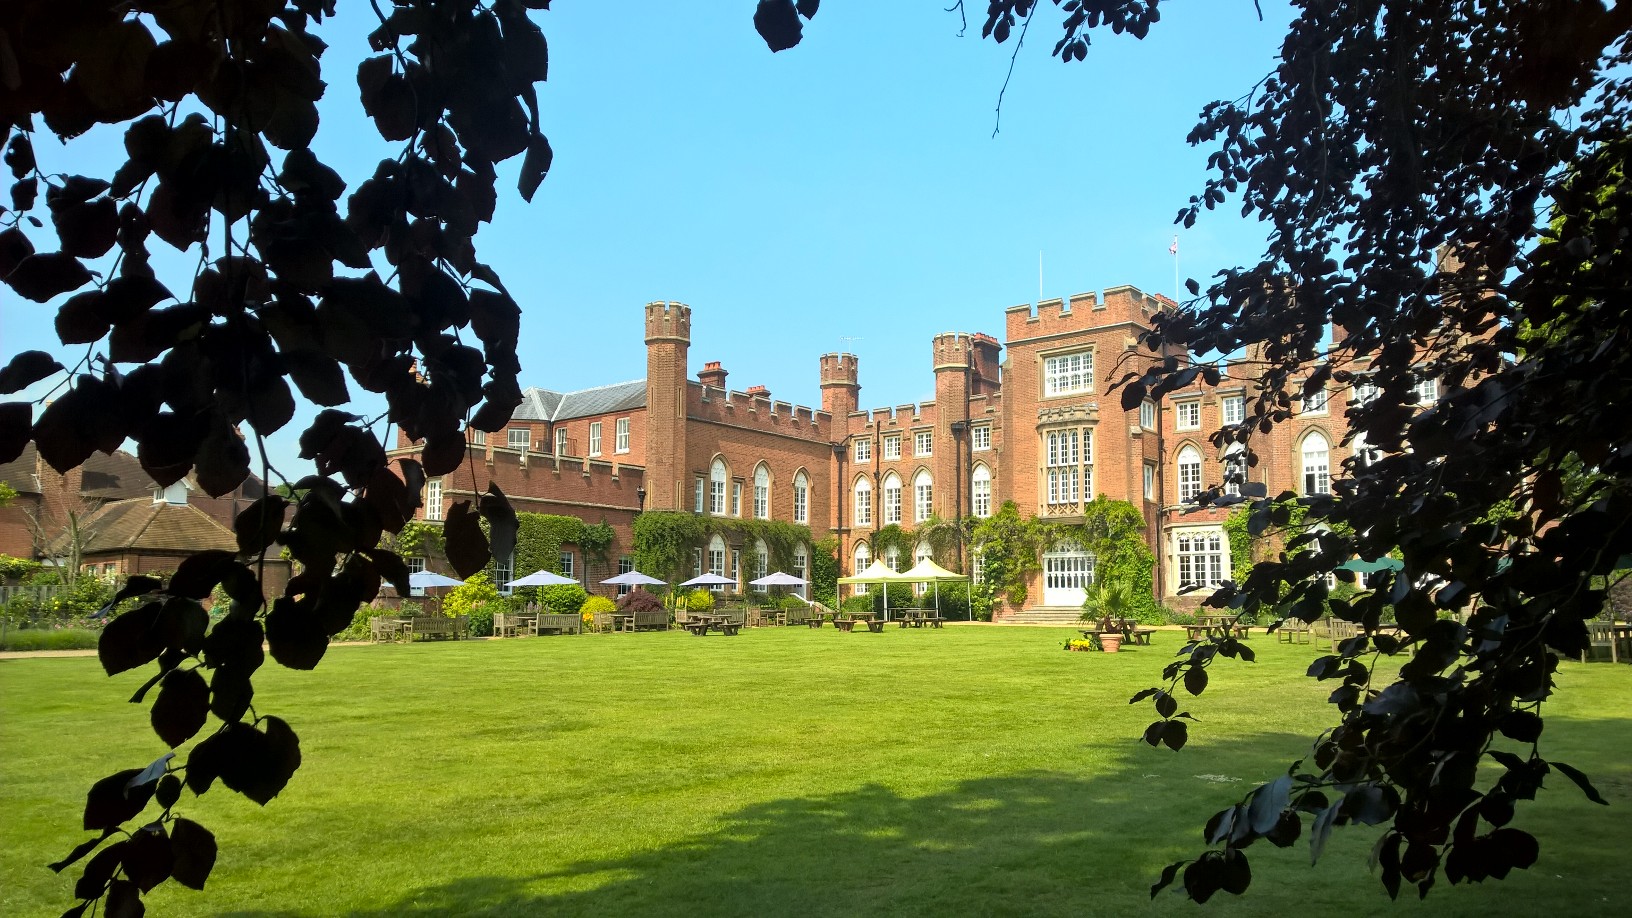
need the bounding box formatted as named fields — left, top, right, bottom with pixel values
left=1004, top=607, right=1086, bottom=625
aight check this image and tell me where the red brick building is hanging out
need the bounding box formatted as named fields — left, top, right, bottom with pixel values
left=392, top=289, right=1374, bottom=616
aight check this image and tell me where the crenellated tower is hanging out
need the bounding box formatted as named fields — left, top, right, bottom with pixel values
left=644, top=301, right=691, bottom=511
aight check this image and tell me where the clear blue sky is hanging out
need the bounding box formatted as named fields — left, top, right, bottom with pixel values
left=4, top=1, right=1294, bottom=479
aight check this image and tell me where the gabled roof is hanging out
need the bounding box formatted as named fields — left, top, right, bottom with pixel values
left=0, top=444, right=267, bottom=502
left=512, top=380, right=646, bottom=424
left=57, top=498, right=238, bottom=555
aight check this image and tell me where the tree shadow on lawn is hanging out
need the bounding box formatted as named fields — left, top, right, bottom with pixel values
left=213, top=732, right=1379, bottom=918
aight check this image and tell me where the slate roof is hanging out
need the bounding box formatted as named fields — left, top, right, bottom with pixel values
left=0, top=443, right=267, bottom=502
left=512, top=380, right=646, bottom=423
left=56, top=498, right=238, bottom=555
left=0, top=444, right=153, bottom=499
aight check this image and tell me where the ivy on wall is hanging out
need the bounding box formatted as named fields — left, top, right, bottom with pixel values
left=809, top=537, right=839, bottom=606
left=631, top=511, right=813, bottom=584
left=969, top=497, right=1158, bottom=619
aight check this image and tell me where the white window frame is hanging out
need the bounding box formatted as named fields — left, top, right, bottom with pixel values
left=508, top=427, right=529, bottom=449
left=732, top=481, right=742, bottom=517
left=710, top=458, right=728, bottom=516
left=1175, top=528, right=1228, bottom=591
left=853, top=477, right=872, bottom=526
left=1139, top=399, right=1156, bottom=430
left=914, top=430, right=933, bottom=457
left=470, top=429, right=486, bottom=446
left=852, top=542, right=871, bottom=594
left=495, top=551, right=515, bottom=595
left=883, top=435, right=902, bottom=460
left=615, top=417, right=630, bottom=453
left=854, top=438, right=871, bottom=463
left=708, top=536, right=727, bottom=591
left=406, top=557, right=426, bottom=597
left=791, top=546, right=808, bottom=598
left=425, top=478, right=443, bottom=521
left=694, top=476, right=705, bottom=513
left=1412, top=377, right=1439, bottom=405
left=1177, top=446, right=1203, bottom=503
left=1175, top=401, right=1201, bottom=431
left=1045, top=429, right=1081, bottom=508
left=882, top=472, right=902, bottom=525
left=616, top=557, right=633, bottom=596
left=972, top=464, right=992, bottom=518
left=884, top=545, right=902, bottom=572
left=972, top=425, right=991, bottom=451
left=793, top=471, right=808, bottom=524
left=753, top=464, right=770, bottom=519
left=1302, top=433, right=1331, bottom=495
left=1143, top=462, right=1155, bottom=501
left=913, top=469, right=934, bottom=523
left=1222, top=395, right=1246, bottom=427
left=588, top=421, right=602, bottom=456
left=555, top=428, right=568, bottom=455
left=558, top=550, right=574, bottom=581
left=1043, top=350, right=1094, bottom=397
left=751, top=540, right=769, bottom=592
left=971, top=549, right=985, bottom=585
left=1223, top=443, right=1247, bottom=497
left=1303, top=387, right=1329, bottom=416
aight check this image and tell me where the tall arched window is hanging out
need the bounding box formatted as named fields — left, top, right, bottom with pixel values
left=913, top=469, right=934, bottom=522
left=707, top=534, right=727, bottom=589
left=853, top=476, right=872, bottom=526
left=853, top=541, right=872, bottom=595
left=971, top=464, right=992, bottom=518
left=1222, top=444, right=1246, bottom=497
left=882, top=472, right=902, bottom=525
left=1302, top=432, right=1331, bottom=495
left=913, top=541, right=933, bottom=594
left=792, top=544, right=809, bottom=597
left=751, top=538, right=769, bottom=590
left=709, top=458, right=728, bottom=515
left=753, top=463, right=770, bottom=519
left=1177, top=446, right=1203, bottom=503
left=792, top=470, right=809, bottom=523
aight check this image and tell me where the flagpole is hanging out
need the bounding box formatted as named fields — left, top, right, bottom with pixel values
left=1171, top=235, right=1180, bottom=303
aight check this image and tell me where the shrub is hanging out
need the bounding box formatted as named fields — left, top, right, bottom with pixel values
left=685, top=589, right=715, bottom=613
left=539, top=584, right=588, bottom=616
left=336, top=608, right=374, bottom=643
left=616, top=590, right=663, bottom=613
left=580, top=595, right=617, bottom=624
left=840, top=595, right=874, bottom=615
left=443, top=572, right=498, bottom=619
left=0, top=627, right=102, bottom=652
left=465, top=602, right=496, bottom=637
left=1164, top=607, right=1199, bottom=626
left=924, top=583, right=971, bottom=620
left=779, top=594, right=808, bottom=612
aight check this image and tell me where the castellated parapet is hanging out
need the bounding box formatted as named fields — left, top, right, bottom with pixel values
left=1005, top=287, right=1171, bottom=343
left=644, top=300, right=691, bottom=343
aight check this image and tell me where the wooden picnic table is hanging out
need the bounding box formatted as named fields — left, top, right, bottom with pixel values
left=684, top=613, right=741, bottom=636
left=834, top=615, right=885, bottom=633
left=895, top=610, right=947, bottom=629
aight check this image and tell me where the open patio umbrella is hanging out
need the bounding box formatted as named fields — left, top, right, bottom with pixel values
left=837, top=560, right=914, bottom=621
left=409, top=570, right=466, bottom=589
left=407, top=570, right=465, bottom=615
left=601, top=570, right=667, bottom=587
left=749, top=571, right=806, bottom=587
left=507, top=570, right=578, bottom=588
left=901, top=558, right=970, bottom=620
left=678, top=573, right=737, bottom=587
left=1335, top=557, right=1405, bottom=575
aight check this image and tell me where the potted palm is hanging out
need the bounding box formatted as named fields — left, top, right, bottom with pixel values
left=1080, top=581, right=1134, bottom=653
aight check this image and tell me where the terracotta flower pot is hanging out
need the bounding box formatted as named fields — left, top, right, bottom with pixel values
left=1100, top=633, right=1123, bottom=653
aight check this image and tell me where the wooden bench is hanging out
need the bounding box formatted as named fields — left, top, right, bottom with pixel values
left=533, top=613, right=582, bottom=635
left=1275, top=619, right=1313, bottom=644
left=625, top=610, right=668, bottom=632
left=404, top=615, right=466, bottom=641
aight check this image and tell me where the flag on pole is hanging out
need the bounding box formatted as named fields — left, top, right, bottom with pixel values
left=1169, top=236, right=1179, bottom=255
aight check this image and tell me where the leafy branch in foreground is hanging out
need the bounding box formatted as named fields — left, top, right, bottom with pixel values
left=0, top=0, right=557, bottom=912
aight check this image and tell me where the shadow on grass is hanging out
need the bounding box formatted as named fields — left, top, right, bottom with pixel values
left=220, top=733, right=1323, bottom=918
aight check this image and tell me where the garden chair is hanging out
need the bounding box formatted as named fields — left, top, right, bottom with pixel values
left=1582, top=619, right=1620, bottom=663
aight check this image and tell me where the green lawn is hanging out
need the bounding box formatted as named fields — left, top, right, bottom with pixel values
left=2, top=627, right=1628, bottom=917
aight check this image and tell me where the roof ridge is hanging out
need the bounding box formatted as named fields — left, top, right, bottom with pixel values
left=127, top=501, right=164, bottom=548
